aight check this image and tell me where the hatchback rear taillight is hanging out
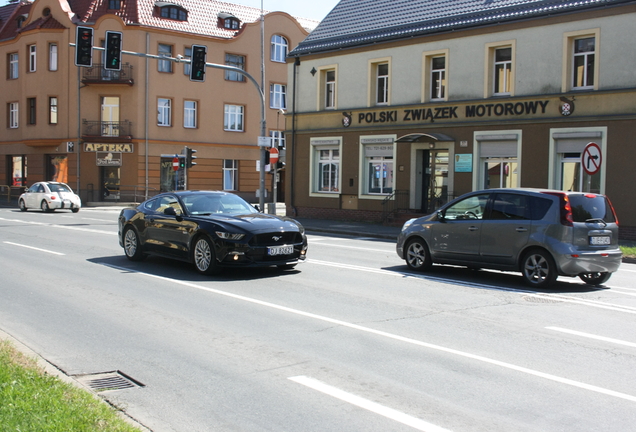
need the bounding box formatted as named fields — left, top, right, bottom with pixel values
left=542, top=191, right=573, bottom=226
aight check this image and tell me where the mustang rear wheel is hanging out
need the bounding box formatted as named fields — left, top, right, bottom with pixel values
left=193, top=236, right=221, bottom=275
left=123, top=227, right=145, bottom=261
left=579, top=272, right=611, bottom=286
left=521, top=249, right=557, bottom=288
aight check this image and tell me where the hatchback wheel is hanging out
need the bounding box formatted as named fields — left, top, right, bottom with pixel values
left=123, top=227, right=145, bottom=261
left=521, top=249, right=557, bottom=288
left=193, top=236, right=221, bottom=275
left=19, top=199, right=27, bottom=212
left=405, top=238, right=432, bottom=271
left=579, top=272, right=611, bottom=286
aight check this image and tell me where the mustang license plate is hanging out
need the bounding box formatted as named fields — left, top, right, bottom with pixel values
left=268, top=245, right=294, bottom=256
left=589, top=236, right=610, bottom=245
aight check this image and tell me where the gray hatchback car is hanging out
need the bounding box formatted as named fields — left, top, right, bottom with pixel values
left=396, top=188, right=622, bottom=288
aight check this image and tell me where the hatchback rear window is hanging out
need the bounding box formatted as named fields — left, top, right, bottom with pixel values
left=569, top=194, right=616, bottom=223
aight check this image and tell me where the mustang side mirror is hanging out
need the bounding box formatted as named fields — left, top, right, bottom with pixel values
left=164, top=207, right=183, bottom=221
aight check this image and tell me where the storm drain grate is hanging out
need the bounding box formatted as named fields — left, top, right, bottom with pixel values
left=75, top=371, right=145, bottom=393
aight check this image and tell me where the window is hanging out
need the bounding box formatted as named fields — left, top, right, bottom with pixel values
left=573, top=37, right=595, bottom=89
left=430, top=56, right=446, bottom=100
left=223, top=18, right=240, bottom=29
left=49, top=97, right=57, bottom=124
left=108, top=0, right=120, bottom=9
left=184, top=100, right=197, bottom=128
left=9, top=102, right=18, bottom=128
left=9, top=53, right=18, bottom=79
left=183, top=46, right=191, bottom=76
left=27, top=98, right=36, bottom=125
left=224, top=104, right=244, bottom=131
left=48, top=155, right=68, bottom=182
left=9, top=156, right=27, bottom=186
left=158, top=98, right=171, bottom=126
left=49, top=44, right=58, bottom=71
left=270, top=84, right=286, bottom=109
left=325, top=70, right=336, bottom=109
left=443, top=194, right=488, bottom=221
left=223, top=160, right=238, bottom=190
left=270, top=130, right=285, bottom=149
left=28, top=45, right=36, bottom=72
left=369, top=59, right=391, bottom=106
left=311, top=138, right=342, bottom=195
left=160, top=6, right=187, bottom=21
left=225, top=53, right=245, bottom=81
left=493, top=48, right=512, bottom=95
left=364, top=145, right=394, bottom=195
left=270, top=35, right=288, bottom=62
left=475, top=131, right=521, bottom=190
left=158, top=44, right=172, bottom=73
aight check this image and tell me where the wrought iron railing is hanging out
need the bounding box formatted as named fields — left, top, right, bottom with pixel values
left=82, top=120, right=132, bottom=138
left=381, top=190, right=409, bottom=222
left=81, top=63, right=134, bottom=84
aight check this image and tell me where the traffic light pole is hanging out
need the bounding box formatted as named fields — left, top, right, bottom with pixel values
left=71, top=43, right=268, bottom=211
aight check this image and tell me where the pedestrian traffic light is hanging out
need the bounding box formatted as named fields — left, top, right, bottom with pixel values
left=186, top=147, right=197, bottom=168
left=105, top=31, right=122, bottom=71
left=75, top=26, right=93, bottom=67
left=190, top=45, right=207, bottom=82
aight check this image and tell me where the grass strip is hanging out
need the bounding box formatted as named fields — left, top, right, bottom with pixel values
left=0, top=340, right=140, bottom=432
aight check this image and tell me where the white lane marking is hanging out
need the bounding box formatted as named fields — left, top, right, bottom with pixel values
left=610, top=290, right=636, bottom=297
left=0, top=217, right=116, bottom=235
left=100, top=262, right=636, bottom=404
left=289, top=376, right=451, bottom=432
left=309, top=242, right=392, bottom=253
left=547, top=327, right=636, bottom=349
left=309, top=259, right=636, bottom=315
left=4, top=241, right=65, bottom=256
left=81, top=217, right=116, bottom=223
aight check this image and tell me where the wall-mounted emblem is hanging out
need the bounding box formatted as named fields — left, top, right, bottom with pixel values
left=559, top=96, right=575, bottom=116
left=342, top=112, right=352, bottom=128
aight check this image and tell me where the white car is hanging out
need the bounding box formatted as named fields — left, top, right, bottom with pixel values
left=19, top=182, right=82, bottom=213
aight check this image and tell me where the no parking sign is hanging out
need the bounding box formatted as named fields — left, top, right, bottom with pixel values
left=581, top=142, right=602, bottom=175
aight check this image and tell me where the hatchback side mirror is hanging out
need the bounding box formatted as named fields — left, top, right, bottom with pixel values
left=437, top=210, right=445, bottom=222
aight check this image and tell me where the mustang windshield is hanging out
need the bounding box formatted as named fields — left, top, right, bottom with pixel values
left=184, top=194, right=259, bottom=216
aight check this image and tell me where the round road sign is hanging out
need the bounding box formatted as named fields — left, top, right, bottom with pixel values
left=269, top=147, right=279, bottom=164
left=581, top=142, right=602, bottom=175
left=172, top=157, right=179, bottom=171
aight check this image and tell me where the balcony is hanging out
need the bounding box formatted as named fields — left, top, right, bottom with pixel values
left=82, top=120, right=133, bottom=142
left=81, top=63, right=134, bottom=85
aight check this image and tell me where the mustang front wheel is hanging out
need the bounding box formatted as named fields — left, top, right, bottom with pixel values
left=193, top=237, right=221, bottom=275
left=123, top=227, right=145, bottom=261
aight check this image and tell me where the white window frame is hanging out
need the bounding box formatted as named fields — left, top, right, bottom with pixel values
left=484, top=41, right=515, bottom=97
left=158, top=98, right=171, bottom=126
left=49, top=43, right=58, bottom=71
left=270, top=83, right=286, bottom=109
left=430, top=57, right=446, bottom=100
left=28, top=45, right=36, bottom=72
left=572, top=37, right=595, bottom=90
left=493, top=47, right=512, bottom=95
left=562, top=29, right=600, bottom=92
left=9, top=53, right=19, bottom=79
left=49, top=97, right=58, bottom=124
left=184, top=100, right=197, bottom=128
left=325, top=70, right=336, bottom=109
left=158, top=44, right=172, bottom=73
left=270, top=35, right=288, bottom=63
left=223, top=159, right=238, bottom=190
left=270, top=130, right=285, bottom=149
left=9, top=102, right=19, bottom=128
left=472, top=130, right=523, bottom=190
left=224, top=104, right=244, bottom=132
left=183, top=46, right=191, bottom=76
left=368, top=58, right=391, bottom=107
left=359, top=135, right=396, bottom=197
left=310, top=137, right=342, bottom=197
left=422, top=49, right=449, bottom=103
left=225, top=53, right=246, bottom=82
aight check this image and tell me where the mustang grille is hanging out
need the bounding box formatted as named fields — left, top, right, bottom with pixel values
left=249, top=232, right=303, bottom=246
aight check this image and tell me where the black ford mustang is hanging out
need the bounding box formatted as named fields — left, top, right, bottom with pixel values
left=118, top=191, right=308, bottom=274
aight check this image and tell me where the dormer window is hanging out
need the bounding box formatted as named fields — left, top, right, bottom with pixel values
left=218, top=12, right=240, bottom=30
left=156, top=2, right=188, bottom=21
left=108, top=0, right=121, bottom=10
left=17, top=15, right=26, bottom=28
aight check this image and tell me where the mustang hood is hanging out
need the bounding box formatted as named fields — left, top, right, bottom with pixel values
left=202, top=213, right=304, bottom=234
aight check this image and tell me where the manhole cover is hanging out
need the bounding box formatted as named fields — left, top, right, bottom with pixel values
left=75, top=371, right=144, bottom=392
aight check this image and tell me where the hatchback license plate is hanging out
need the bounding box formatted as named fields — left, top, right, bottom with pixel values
left=589, top=236, right=610, bottom=245
left=268, top=245, right=294, bottom=256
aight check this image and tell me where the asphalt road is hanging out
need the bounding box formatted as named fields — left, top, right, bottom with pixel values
left=1, top=206, right=635, bottom=432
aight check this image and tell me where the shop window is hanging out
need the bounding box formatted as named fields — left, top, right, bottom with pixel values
left=48, top=155, right=68, bottom=183
left=9, top=155, right=27, bottom=186
left=475, top=131, right=521, bottom=190
left=550, top=128, right=606, bottom=194
left=310, top=137, right=341, bottom=195
left=484, top=158, right=518, bottom=189
left=362, top=143, right=394, bottom=195
left=160, top=157, right=184, bottom=192
left=223, top=160, right=238, bottom=190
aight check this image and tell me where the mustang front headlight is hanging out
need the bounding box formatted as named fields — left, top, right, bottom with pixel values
left=215, top=231, right=245, bottom=240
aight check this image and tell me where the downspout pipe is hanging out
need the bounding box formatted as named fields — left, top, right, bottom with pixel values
left=290, top=56, right=300, bottom=216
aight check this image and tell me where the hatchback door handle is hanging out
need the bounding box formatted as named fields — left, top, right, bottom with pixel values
left=469, top=226, right=479, bottom=231
left=516, top=227, right=528, bottom=232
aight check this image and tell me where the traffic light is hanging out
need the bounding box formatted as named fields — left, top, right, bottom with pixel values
left=179, top=157, right=185, bottom=169
left=105, top=31, right=122, bottom=71
left=186, top=147, right=197, bottom=168
left=190, top=45, right=207, bottom=82
left=75, top=26, right=93, bottom=67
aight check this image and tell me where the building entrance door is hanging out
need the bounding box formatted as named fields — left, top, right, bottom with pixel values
left=420, top=150, right=449, bottom=213
left=101, top=166, right=120, bottom=200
